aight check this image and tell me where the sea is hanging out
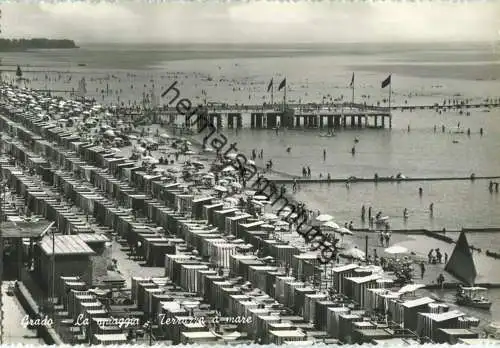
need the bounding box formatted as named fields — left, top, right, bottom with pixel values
left=2, top=41, right=500, bottom=326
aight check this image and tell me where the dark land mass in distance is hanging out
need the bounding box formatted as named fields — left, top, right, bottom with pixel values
left=0, top=38, right=78, bottom=52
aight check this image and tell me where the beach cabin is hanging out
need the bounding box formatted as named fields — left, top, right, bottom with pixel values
left=417, top=310, right=465, bottom=341
left=435, top=328, right=479, bottom=344
left=331, top=264, right=358, bottom=294
left=401, top=297, right=435, bottom=331
left=344, top=274, right=381, bottom=308
left=35, top=234, right=96, bottom=295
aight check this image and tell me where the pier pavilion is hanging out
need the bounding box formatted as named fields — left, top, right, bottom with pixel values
left=158, top=104, right=392, bottom=130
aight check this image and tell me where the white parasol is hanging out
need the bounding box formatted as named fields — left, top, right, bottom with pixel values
left=335, top=227, right=353, bottom=235
left=214, top=185, right=228, bottom=192
left=253, top=195, right=268, bottom=201
left=262, top=213, right=279, bottom=220
left=222, top=166, right=236, bottom=172
left=322, top=221, right=340, bottom=230
left=344, top=247, right=366, bottom=260
left=384, top=245, right=409, bottom=255
left=398, top=284, right=425, bottom=294
left=316, top=214, right=334, bottom=222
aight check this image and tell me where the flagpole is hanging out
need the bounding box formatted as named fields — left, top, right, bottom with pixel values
left=283, top=83, right=287, bottom=112
left=271, top=84, right=274, bottom=106
left=389, top=76, right=392, bottom=128
left=351, top=83, right=354, bottom=107
left=389, top=79, right=392, bottom=110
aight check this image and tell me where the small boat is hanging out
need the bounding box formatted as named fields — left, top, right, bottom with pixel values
left=456, top=286, right=492, bottom=310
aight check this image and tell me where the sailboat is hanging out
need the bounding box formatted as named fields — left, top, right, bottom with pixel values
left=445, top=231, right=492, bottom=310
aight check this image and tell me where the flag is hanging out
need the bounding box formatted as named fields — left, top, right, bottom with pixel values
left=349, top=73, right=354, bottom=88
left=381, top=75, right=391, bottom=88
left=278, top=78, right=286, bottom=91
left=267, top=78, right=273, bottom=92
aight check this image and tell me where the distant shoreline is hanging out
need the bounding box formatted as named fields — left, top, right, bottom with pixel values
left=0, top=38, right=78, bottom=52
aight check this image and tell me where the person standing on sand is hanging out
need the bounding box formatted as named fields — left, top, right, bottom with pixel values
left=420, top=262, right=426, bottom=279
left=323, top=149, right=326, bottom=161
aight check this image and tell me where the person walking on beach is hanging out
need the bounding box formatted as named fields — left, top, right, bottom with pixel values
left=307, top=166, right=311, bottom=177
left=429, top=203, right=434, bottom=216
left=293, top=179, right=297, bottom=192
left=444, top=252, right=448, bottom=265
left=428, top=249, right=434, bottom=264
left=436, top=248, right=442, bottom=263
left=379, top=232, right=384, bottom=247
left=361, top=205, right=366, bottom=221
left=437, top=273, right=445, bottom=289
left=323, top=149, right=326, bottom=161
left=420, top=262, right=426, bottom=279
left=384, top=231, right=391, bottom=246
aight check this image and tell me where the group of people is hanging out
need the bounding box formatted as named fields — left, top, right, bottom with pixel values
left=428, top=248, right=448, bottom=265
left=489, top=181, right=499, bottom=193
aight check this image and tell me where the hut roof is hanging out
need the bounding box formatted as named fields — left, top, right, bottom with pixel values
left=39, top=234, right=96, bottom=256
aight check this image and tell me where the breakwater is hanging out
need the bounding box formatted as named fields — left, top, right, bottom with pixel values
left=271, top=176, right=500, bottom=184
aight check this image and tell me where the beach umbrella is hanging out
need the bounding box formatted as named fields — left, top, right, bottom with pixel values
left=261, top=224, right=275, bottom=230
left=344, top=247, right=365, bottom=260
left=224, top=197, right=239, bottom=205
left=226, top=153, right=238, bottom=160
left=185, top=150, right=196, bottom=155
left=247, top=159, right=255, bottom=165
left=384, top=245, right=409, bottom=255
left=222, top=166, right=236, bottom=172
left=322, top=221, right=340, bottom=230
left=104, top=130, right=115, bottom=137
left=232, top=182, right=243, bottom=189
left=254, top=195, right=268, bottom=201
left=316, top=214, right=334, bottom=222
left=398, top=284, right=425, bottom=294
left=214, top=185, right=227, bottom=192
left=160, top=133, right=170, bottom=139
left=142, top=156, right=159, bottom=164
left=335, top=227, right=353, bottom=235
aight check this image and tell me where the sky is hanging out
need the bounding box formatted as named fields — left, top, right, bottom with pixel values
left=1, top=1, right=499, bottom=44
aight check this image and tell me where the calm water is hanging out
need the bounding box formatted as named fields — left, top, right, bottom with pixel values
left=2, top=42, right=500, bottom=323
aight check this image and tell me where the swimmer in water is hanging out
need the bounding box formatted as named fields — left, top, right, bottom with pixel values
left=286, top=147, right=291, bottom=153
left=354, top=137, right=359, bottom=144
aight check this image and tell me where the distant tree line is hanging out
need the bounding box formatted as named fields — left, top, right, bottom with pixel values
left=0, top=38, right=78, bottom=51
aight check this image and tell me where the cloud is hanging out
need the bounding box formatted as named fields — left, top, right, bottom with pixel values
left=1, top=1, right=498, bottom=43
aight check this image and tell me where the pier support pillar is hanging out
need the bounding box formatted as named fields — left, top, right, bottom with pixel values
left=342, top=116, right=346, bottom=128
left=251, top=113, right=256, bottom=128
left=375, top=116, right=378, bottom=128
left=389, top=115, right=392, bottom=129
left=382, top=115, right=385, bottom=128
left=227, top=114, right=234, bottom=129
left=319, top=116, right=324, bottom=129
left=334, top=116, right=341, bottom=129
left=237, top=115, right=242, bottom=129
left=357, top=116, right=362, bottom=128
left=351, top=116, right=355, bottom=128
